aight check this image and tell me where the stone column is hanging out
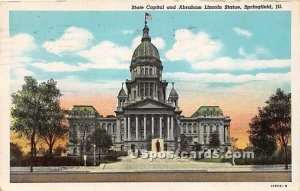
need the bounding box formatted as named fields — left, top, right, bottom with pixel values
left=151, top=116, right=154, bottom=136
left=136, top=115, right=138, bottom=140
left=144, top=115, right=147, bottom=139
left=124, top=117, right=127, bottom=141
left=167, top=116, right=170, bottom=139
left=159, top=116, right=162, bottom=138
left=116, top=118, right=121, bottom=142
left=220, top=125, right=224, bottom=144
left=199, top=124, right=202, bottom=144
left=186, top=124, right=188, bottom=134
left=128, top=116, right=131, bottom=140
left=227, top=126, right=230, bottom=143
left=171, top=116, right=174, bottom=140
left=224, top=126, right=227, bottom=144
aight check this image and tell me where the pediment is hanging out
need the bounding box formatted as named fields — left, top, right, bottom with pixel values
left=125, top=98, right=174, bottom=110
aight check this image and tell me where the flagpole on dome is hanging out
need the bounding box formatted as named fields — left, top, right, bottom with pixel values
left=144, top=13, right=147, bottom=25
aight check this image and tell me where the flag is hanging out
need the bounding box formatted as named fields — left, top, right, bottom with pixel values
left=145, top=13, right=152, bottom=20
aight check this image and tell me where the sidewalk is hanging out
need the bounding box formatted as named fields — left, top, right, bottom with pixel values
left=10, top=156, right=291, bottom=173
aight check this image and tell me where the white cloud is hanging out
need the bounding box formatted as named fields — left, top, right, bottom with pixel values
left=7, top=34, right=37, bottom=92
left=43, top=27, right=93, bottom=55
left=55, top=76, right=123, bottom=95
left=191, top=57, right=290, bottom=71
left=32, top=61, right=87, bottom=72
left=121, top=30, right=134, bottom=35
left=164, top=72, right=290, bottom=84
left=77, top=41, right=131, bottom=69
left=232, top=27, right=253, bottom=38
left=238, top=46, right=271, bottom=59
left=166, top=29, right=223, bottom=62
left=132, top=36, right=165, bottom=50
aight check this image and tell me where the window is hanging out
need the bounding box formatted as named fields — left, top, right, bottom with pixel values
left=149, top=68, right=153, bottom=75
left=210, top=125, right=213, bottom=133
left=141, top=68, right=144, bottom=75
left=203, top=125, right=207, bottom=133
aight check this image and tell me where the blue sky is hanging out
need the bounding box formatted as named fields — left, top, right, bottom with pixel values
left=9, top=11, right=291, bottom=94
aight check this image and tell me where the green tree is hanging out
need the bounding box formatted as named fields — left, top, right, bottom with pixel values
left=11, top=76, right=42, bottom=171
left=89, top=128, right=113, bottom=160
left=209, top=131, right=220, bottom=151
left=10, top=142, right=23, bottom=166
left=38, top=79, right=67, bottom=156
left=248, top=113, right=277, bottom=156
left=248, top=88, right=291, bottom=169
left=179, top=134, right=189, bottom=151
left=265, top=88, right=291, bottom=169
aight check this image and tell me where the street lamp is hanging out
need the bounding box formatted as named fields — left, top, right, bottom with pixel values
left=93, top=144, right=96, bottom=166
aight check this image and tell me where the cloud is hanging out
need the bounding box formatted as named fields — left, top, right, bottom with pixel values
left=191, top=57, right=290, bottom=71
left=77, top=41, right=131, bottom=69
left=164, top=72, right=290, bottom=84
left=166, top=29, right=223, bottom=62
left=238, top=46, right=271, bottom=59
left=232, top=27, right=253, bottom=38
left=132, top=36, right=165, bottom=50
left=43, top=27, right=93, bottom=55
left=8, top=34, right=36, bottom=79
left=32, top=61, right=87, bottom=72
left=121, top=30, right=134, bottom=35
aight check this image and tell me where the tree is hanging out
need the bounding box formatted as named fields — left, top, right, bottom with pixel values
left=11, top=76, right=42, bottom=172
left=248, top=88, right=291, bottom=169
left=209, top=131, right=220, bottom=151
left=54, top=146, right=66, bottom=156
left=10, top=142, right=23, bottom=165
left=89, top=128, right=113, bottom=160
left=38, top=79, right=67, bottom=156
left=265, top=89, right=291, bottom=169
left=248, top=113, right=277, bottom=156
left=179, top=134, right=189, bottom=151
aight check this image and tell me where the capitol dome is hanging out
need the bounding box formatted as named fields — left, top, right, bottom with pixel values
left=130, top=24, right=162, bottom=70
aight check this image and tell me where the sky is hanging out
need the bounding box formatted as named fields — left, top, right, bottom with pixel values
left=9, top=11, right=291, bottom=148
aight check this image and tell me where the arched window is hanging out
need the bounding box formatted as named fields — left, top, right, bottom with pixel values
left=141, top=68, right=144, bottom=75
left=204, top=125, right=207, bottom=133
left=145, top=68, right=148, bottom=75
left=149, top=68, right=153, bottom=75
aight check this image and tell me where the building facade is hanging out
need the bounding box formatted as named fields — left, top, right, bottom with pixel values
left=66, top=24, right=231, bottom=156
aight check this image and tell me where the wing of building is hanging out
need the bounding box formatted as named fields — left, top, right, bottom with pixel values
left=66, top=23, right=231, bottom=155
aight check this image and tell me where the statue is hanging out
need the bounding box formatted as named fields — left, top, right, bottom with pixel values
left=156, top=139, right=160, bottom=152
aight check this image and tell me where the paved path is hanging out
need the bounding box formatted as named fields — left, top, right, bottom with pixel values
left=11, top=156, right=291, bottom=173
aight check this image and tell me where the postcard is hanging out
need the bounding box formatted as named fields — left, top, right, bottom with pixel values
left=0, top=1, right=299, bottom=191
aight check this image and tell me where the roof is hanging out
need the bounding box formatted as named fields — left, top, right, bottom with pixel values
left=191, top=106, right=223, bottom=117
left=70, top=105, right=100, bottom=117
left=132, top=41, right=160, bottom=61
left=169, top=88, right=178, bottom=97
left=118, top=88, right=127, bottom=97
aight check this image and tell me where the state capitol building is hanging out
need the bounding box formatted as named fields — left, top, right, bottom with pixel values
left=66, top=23, right=231, bottom=155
